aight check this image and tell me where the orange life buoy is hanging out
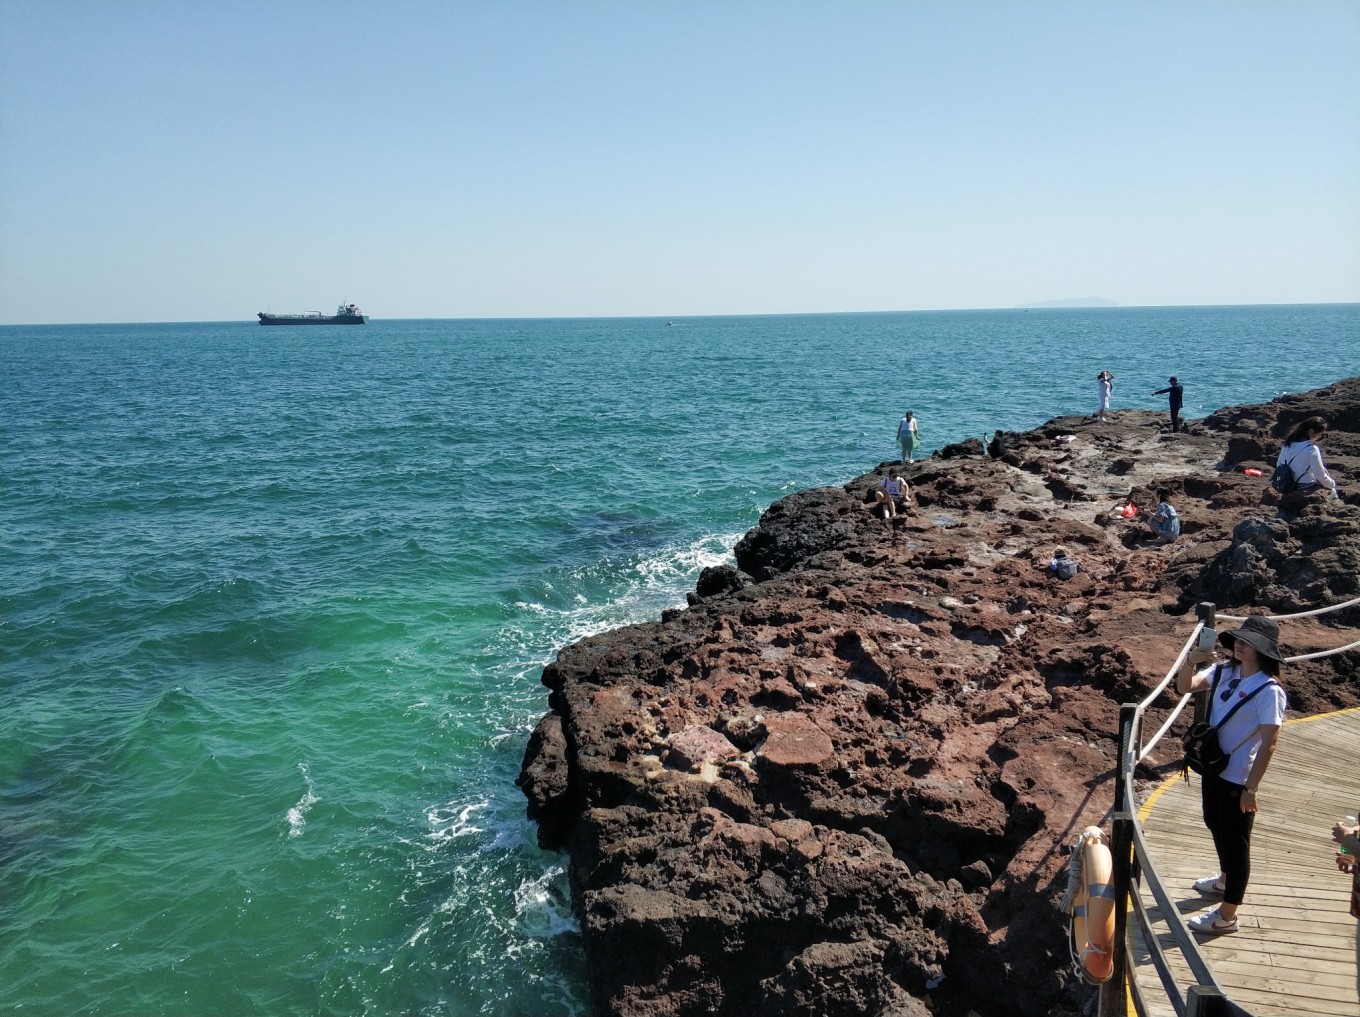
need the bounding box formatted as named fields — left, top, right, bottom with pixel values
left=1072, top=832, right=1116, bottom=983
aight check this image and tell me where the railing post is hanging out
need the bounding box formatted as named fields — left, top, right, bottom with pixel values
left=1114, top=704, right=1138, bottom=813
left=1098, top=810, right=1135, bottom=1017
left=1186, top=984, right=1233, bottom=1016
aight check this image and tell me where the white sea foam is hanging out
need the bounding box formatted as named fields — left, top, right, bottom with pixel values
left=426, top=800, right=488, bottom=844
left=504, top=529, right=742, bottom=667
left=285, top=762, right=319, bottom=838
left=513, top=865, right=579, bottom=939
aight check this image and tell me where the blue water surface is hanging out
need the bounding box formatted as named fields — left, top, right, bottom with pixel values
left=2, top=305, right=1356, bottom=1015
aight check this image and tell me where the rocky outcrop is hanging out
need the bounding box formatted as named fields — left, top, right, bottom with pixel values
left=518, top=379, right=1360, bottom=1017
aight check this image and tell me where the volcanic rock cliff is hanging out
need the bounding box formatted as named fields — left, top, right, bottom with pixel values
left=518, top=379, right=1360, bottom=1017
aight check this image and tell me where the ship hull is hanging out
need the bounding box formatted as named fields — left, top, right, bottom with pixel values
left=258, top=313, right=368, bottom=325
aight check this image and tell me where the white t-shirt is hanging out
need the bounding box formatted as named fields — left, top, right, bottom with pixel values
left=1196, top=662, right=1287, bottom=785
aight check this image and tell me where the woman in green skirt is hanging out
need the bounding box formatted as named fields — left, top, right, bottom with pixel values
left=897, top=411, right=921, bottom=463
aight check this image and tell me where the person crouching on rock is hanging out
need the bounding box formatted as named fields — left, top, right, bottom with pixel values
left=1147, top=487, right=1181, bottom=545
left=1176, top=615, right=1287, bottom=936
left=874, top=467, right=913, bottom=519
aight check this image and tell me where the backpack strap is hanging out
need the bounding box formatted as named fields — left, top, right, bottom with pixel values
left=1211, top=678, right=1279, bottom=736
left=1205, top=662, right=1224, bottom=701
left=1284, top=444, right=1309, bottom=476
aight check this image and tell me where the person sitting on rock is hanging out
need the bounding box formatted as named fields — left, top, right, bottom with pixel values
left=873, top=467, right=913, bottom=519
left=1046, top=549, right=1078, bottom=580
left=1278, top=416, right=1339, bottom=500
left=1148, top=487, right=1181, bottom=545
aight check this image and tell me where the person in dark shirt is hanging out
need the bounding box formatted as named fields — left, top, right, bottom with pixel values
left=1152, top=376, right=1184, bottom=432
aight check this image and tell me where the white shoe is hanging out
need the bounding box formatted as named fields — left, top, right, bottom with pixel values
left=1187, top=908, right=1237, bottom=935
left=1192, top=874, right=1226, bottom=897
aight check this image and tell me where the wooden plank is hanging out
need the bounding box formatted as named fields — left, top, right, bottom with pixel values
left=1127, top=709, right=1360, bottom=1017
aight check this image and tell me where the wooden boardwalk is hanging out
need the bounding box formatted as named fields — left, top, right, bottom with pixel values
left=1132, top=708, right=1360, bottom=1016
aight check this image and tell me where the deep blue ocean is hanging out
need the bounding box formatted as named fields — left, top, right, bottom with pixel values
left=2, top=305, right=1357, bottom=1015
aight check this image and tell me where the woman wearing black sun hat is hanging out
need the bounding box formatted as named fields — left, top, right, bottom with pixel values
left=1175, top=615, right=1288, bottom=935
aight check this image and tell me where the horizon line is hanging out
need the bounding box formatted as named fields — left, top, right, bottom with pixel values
left=3, top=299, right=1358, bottom=328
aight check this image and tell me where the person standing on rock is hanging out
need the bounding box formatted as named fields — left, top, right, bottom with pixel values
left=1176, top=615, right=1287, bottom=936
left=897, top=411, right=921, bottom=464
left=1152, top=376, right=1184, bottom=432
left=1095, top=371, right=1114, bottom=422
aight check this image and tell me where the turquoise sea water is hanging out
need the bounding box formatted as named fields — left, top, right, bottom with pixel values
left=2, top=305, right=1357, bottom=1016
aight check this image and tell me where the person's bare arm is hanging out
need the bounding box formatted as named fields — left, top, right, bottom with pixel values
left=1240, top=724, right=1281, bottom=813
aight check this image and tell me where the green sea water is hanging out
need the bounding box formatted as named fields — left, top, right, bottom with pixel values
left=2, top=306, right=1357, bottom=1015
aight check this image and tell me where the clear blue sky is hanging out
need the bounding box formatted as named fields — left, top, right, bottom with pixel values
left=2, top=1, right=1357, bottom=324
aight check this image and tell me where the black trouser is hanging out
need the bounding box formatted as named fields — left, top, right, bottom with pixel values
left=1201, top=772, right=1256, bottom=906
left=1170, top=405, right=1181, bottom=432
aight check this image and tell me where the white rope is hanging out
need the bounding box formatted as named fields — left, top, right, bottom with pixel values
left=1136, top=693, right=1196, bottom=765
left=1132, top=617, right=1360, bottom=765
left=1284, top=638, right=1360, bottom=662
left=1133, top=623, right=1205, bottom=762
left=1137, top=622, right=1202, bottom=713
left=1218, top=595, right=1360, bottom=623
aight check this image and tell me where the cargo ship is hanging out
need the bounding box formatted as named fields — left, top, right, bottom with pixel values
left=258, top=302, right=367, bottom=325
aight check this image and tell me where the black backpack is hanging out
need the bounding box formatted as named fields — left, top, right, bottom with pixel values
left=1270, top=446, right=1304, bottom=494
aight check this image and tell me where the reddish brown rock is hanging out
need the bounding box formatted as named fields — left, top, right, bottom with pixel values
left=519, top=379, right=1360, bottom=1017
left=757, top=713, right=835, bottom=770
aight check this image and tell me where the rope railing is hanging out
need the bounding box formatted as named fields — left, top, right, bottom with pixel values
left=1134, top=621, right=1201, bottom=764
left=1133, top=598, right=1360, bottom=763
left=1284, top=638, right=1360, bottom=662
left=1099, top=597, right=1360, bottom=1017
left=1218, top=593, right=1360, bottom=623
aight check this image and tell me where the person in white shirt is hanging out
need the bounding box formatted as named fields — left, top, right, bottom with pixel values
left=1095, top=371, right=1114, bottom=421
left=897, top=411, right=921, bottom=464
left=1277, top=416, right=1339, bottom=499
left=1176, top=615, right=1287, bottom=935
left=873, top=467, right=913, bottom=519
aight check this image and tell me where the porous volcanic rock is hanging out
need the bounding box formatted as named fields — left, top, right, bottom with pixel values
left=519, top=379, right=1360, bottom=1017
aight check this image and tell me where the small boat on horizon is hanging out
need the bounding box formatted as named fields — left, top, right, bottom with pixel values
left=258, top=302, right=368, bottom=325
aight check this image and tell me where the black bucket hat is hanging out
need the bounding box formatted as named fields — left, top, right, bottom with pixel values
left=1218, top=615, right=1283, bottom=663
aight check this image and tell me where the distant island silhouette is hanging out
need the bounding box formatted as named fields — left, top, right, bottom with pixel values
left=1018, top=296, right=1119, bottom=308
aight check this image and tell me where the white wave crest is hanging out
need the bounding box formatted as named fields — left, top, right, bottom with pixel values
left=426, top=800, right=488, bottom=844
left=501, top=529, right=742, bottom=668
left=286, top=761, right=319, bottom=838
left=513, top=865, right=579, bottom=939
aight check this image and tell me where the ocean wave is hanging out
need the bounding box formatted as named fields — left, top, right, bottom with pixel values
left=425, top=799, right=488, bottom=845
left=513, top=865, right=578, bottom=940
left=285, top=761, right=319, bottom=838
left=499, top=529, right=742, bottom=660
